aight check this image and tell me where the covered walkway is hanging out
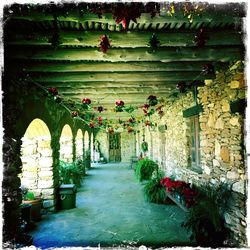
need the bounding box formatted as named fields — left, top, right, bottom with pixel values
left=30, top=163, right=191, bottom=248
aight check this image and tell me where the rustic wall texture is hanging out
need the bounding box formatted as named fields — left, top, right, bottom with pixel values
left=145, top=63, right=246, bottom=246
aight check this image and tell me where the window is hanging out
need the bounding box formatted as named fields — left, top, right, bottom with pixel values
left=190, top=115, right=202, bottom=173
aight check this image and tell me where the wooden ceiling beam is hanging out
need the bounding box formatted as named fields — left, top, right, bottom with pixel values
left=9, top=61, right=228, bottom=73
left=36, top=81, right=179, bottom=88
left=8, top=10, right=243, bottom=26
left=6, top=30, right=243, bottom=47
left=26, top=71, right=214, bottom=82
left=7, top=46, right=243, bottom=62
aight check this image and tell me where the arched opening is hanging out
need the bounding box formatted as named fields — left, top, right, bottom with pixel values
left=59, top=124, right=73, bottom=163
left=20, top=118, right=54, bottom=212
left=75, top=129, right=83, bottom=161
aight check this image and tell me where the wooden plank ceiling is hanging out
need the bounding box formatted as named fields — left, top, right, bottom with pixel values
left=4, top=2, right=245, bottom=123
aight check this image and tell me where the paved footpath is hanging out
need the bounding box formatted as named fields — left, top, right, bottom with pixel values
left=30, top=163, right=191, bottom=249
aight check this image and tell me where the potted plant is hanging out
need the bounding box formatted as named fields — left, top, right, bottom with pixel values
left=182, top=184, right=230, bottom=247
left=21, top=186, right=42, bottom=222
left=135, top=158, right=158, bottom=182
left=143, top=170, right=167, bottom=204
left=59, top=160, right=83, bottom=187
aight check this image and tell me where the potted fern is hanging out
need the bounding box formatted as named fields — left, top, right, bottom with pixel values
left=135, top=158, right=158, bottom=182
left=143, top=170, right=168, bottom=204
left=182, top=184, right=231, bottom=247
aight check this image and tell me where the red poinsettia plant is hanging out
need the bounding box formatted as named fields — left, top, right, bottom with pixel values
left=160, top=177, right=197, bottom=208
left=48, top=87, right=58, bottom=96
left=82, top=98, right=91, bottom=110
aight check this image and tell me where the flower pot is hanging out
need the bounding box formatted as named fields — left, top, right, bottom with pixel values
left=22, top=198, right=42, bottom=222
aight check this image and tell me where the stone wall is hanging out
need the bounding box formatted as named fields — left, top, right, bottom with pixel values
left=59, top=136, right=73, bottom=162
left=146, top=63, right=246, bottom=246
left=20, top=136, right=55, bottom=212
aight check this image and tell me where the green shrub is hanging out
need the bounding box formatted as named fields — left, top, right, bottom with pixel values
left=59, top=160, right=83, bottom=187
left=143, top=171, right=166, bottom=204
left=135, top=158, right=158, bottom=182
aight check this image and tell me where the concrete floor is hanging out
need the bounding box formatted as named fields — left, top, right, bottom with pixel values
left=30, top=163, right=192, bottom=249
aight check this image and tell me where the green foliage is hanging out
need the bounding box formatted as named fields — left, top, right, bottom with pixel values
left=182, top=183, right=230, bottom=247
left=24, top=191, right=35, bottom=201
left=143, top=171, right=166, bottom=204
left=135, top=158, right=158, bottom=182
left=59, top=160, right=83, bottom=187
left=75, top=159, right=85, bottom=174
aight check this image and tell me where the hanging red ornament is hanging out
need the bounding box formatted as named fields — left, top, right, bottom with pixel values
left=128, top=117, right=135, bottom=124
left=145, top=120, right=151, bottom=126
left=89, top=122, right=95, bottom=128
left=94, top=106, right=104, bottom=113
left=97, top=116, right=103, bottom=125
left=143, top=103, right=150, bottom=110
left=99, top=35, right=111, bottom=53
left=127, top=126, right=134, bottom=133
left=48, top=87, right=58, bottom=96
left=82, top=98, right=91, bottom=105
left=147, top=95, right=158, bottom=106
left=112, top=3, right=142, bottom=29
left=108, top=127, right=114, bottom=134
left=71, top=111, right=78, bottom=117
left=115, top=100, right=125, bottom=112
left=194, top=28, right=208, bottom=47
left=158, top=110, right=164, bottom=118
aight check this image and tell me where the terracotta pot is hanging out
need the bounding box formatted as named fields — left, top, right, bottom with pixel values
left=23, top=198, right=42, bottom=222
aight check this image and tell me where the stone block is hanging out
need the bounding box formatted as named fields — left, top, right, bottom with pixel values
left=229, top=80, right=241, bottom=89
left=38, top=170, right=53, bottom=177
left=41, top=188, right=54, bottom=196
left=220, top=147, right=230, bottom=162
left=213, top=159, right=220, bottom=167
left=203, top=165, right=211, bottom=175
left=38, top=180, right=54, bottom=189
left=22, top=171, right=37, bottom=178
left=39, top=149, right=52, bottom=157
left=215, top=140, right=221, bottom=157
left=38, top=140, right=51, bottom=148
left=22, top=166, right=38, bottom=172
left=215, top=118, right=224, bottom=129
left=227, top=171, right=239, bottom=180
left=22, top=145, right=37, bottom=155
left=21, top=157, right=37, bottom=166
left=39, top=157, right=53, bottom=167
left=43, top=199, right=54, bottom=208
left=229, top=117, right=240, bottom=127
left=221, top=100, right=230, bottom=112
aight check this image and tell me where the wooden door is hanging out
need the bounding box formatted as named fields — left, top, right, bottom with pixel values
left=109, top=133, right=121, bottom=162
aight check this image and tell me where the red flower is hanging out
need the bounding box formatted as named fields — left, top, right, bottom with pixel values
left=89, top=122, right=95, bottom=128
left=115, top=100, right=125, bottom=107
left=97, top=106, right=104, bottom=112
left=128, top=118, right=135, bottom=123
left=108, top=127, right=114, bottom=134
left=147, top=95, right=157, bottom=101
left=143, top=103, right=150, bottom=109
left=71, top=111, right=78, bottom=117
left=99, top=35, right=111, bottom=53
left=97, top=116, right=103, bottom=122
left=127, top=127, right=134, bottom=133
left=145, top=120, right=151, bottom=126
left=48, top=87, right=58, bottom=96
left=82, top=98, right=91, bottom=105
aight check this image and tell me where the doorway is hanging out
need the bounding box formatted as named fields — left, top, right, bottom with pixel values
left=109, top=133, right=121, bottom=162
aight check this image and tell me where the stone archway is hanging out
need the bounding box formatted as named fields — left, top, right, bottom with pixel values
left=75, top=129, right=83, bottom=161
left=59, top=124, right=73, bottom=163
left=20, top=118, right=54, bottom=211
